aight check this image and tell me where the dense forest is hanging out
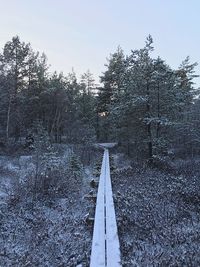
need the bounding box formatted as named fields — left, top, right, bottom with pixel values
left=0, top=35, right=199, bottom=161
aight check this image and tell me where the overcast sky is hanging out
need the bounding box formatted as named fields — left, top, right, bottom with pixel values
left=0, top=0, right=200, bottom=85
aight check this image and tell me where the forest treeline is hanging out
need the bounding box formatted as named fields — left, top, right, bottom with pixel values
left=0, top=35, right=200, bottom=160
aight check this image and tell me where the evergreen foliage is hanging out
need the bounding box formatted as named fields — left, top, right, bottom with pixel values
left=0, top=35, right=199, bottom=159
left=98, top=36, right=199, bottom=159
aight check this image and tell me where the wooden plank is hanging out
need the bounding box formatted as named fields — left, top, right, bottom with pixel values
left=105, top=149, right=121, bottom=266
left=90, top=148, right=121, bottom=267
left=90, top=152, right=106, bottom=267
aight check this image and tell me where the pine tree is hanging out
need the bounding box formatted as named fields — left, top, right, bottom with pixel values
left=97, top=46, right=126, bottom=141
left=0, top=36, right=37, bottom=141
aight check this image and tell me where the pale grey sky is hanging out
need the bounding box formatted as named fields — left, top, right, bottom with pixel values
left=0, top=0, right=200, bottom=85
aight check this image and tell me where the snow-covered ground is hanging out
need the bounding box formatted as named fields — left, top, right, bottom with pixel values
left=0, top=147, right=96, bottom=267
left=1, top=147, right=200, bottom=266
left=111, top=156, right=200, bottom=266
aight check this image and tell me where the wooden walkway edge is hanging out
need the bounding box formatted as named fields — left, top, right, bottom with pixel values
left=90, top=148, right=121, bottom=267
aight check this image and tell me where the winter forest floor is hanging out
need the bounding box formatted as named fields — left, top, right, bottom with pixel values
left=112, top=154, right=200, bottom=267
left=0, top=146, right=95, bottom=267
left=0, top=146, right=200, bottom=266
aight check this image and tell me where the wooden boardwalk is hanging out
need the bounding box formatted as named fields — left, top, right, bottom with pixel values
left=90, top=147, right=121, bottom=267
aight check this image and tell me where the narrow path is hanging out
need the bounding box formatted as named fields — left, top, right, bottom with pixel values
left=90, top=147, right=121, bottom=267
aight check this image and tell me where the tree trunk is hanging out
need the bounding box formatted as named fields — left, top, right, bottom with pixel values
left=96, top=115, right=99, bottom=140
left=147, top=124, right=153, bottom=159
left=6, top=97, right=11, bottom=142
left=146, top=81, right=153, bottom=160
left=50, top=107, right=58, bottom=142
left=156, top=83, right=161, bottom=139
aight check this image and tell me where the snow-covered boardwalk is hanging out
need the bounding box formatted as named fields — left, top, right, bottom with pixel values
left=90, top=147, right=121, bottom=267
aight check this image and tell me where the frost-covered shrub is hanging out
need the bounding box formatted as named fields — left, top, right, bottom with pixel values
left=0, top=145, right=91, bottom=266
left=1, top=192, right=91, bottom=267
left=171, top=158, right=200, bottom=177
left=72, top=144, right=101, bottom=166
left=112, top=157, right=200, bottom=267
left=7, top=144, right=85, bottom=204
left=151, top=154, right=172, bottom=171
left=68, top=153, right=83, bottom=178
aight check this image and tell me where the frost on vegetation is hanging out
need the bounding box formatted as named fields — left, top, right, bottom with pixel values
left=0, top=145, right=92, bottom=267
left=112, top=159, right=200, bottom=266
